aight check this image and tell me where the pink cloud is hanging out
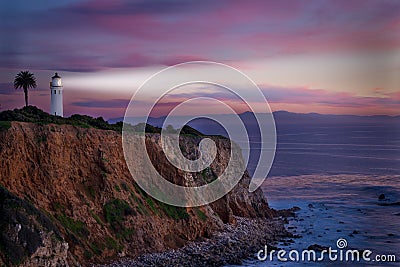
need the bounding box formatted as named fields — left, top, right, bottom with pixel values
left=261, top=85, right=400, bottom=115
left=2, top=0, right=399, bottom=71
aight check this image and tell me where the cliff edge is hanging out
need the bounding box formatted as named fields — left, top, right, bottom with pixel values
left=0, top=120, right=276, bottom=266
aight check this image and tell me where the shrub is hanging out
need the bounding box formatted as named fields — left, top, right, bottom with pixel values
left=196, top=208, right=207, bottom=221
left=114, top=184, right=121, bottom=192
left=158, top=202, right=189, bottom=221
left=103, top=199, right=135, bottom=225
left=56, top=214, right=89, bottom=237
left=0, top=121, right=11, bottom=131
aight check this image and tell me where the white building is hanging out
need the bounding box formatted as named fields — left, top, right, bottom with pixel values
left=50, top=72, right=63, bottom=117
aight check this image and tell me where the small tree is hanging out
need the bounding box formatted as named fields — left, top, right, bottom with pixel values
left=14, top=71, right=37, bottom=107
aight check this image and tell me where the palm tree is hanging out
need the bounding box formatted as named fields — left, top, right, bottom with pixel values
left=14, top=71, right=37, bottom=107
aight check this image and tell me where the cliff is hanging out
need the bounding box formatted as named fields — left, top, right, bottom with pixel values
left=0, top=121, right=275, bottom=266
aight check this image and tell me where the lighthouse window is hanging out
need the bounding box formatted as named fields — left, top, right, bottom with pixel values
left=59, top=90, right=61, bottom=94
left=54, top=90, right=56, bottom=94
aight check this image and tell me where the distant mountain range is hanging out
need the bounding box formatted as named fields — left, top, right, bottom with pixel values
left=109, top=111, right=400, bottom=134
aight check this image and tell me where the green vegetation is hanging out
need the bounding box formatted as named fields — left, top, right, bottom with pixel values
left=200, top=167, right=218, bottom=183
left=126, top=184, right=149, bottom=216
left=120, top=227, right=135, bottom=239
left=132, top=182, right=190, bottom=220
left=136, top=201, right=148, bottom=216
left=133, top=182, right=146, bottom=196
left=103, top=199, right=135, bottom=225
left=56, top=213, right=89, bottom=237
left=145, top=197, right=158, bottom=214
left=89, top=210, right=103, bottom=226
left=180, top=125, right=204, bottom=136
left=158, top=201, right=189, bottom=221
left=83, top=249, right=93, bottom=259
left=121, top=182, right=129, bottom=191
left=127, top=122, right=161, bottom=133
left=35, top=134, right=47, bottom=144
left=52, top=202, right=66, bottom=212
left=14, top=70, right=37, bottom=107
left=0, top=106, right=207, bottom=137
left=89, top=242, right=103, bottom=256
left=196, top=208, right=207, bottom=221
left=105, top=236, right=121, bottom=251
left=86, top=237, right=122, bottom=257
left=114, top=184, right=121, bottom=192
left=0, top=121, right=11, bottom=131
left=86, top=186, right=96, bottom=199
left=0, top=106, right=123, bottom=131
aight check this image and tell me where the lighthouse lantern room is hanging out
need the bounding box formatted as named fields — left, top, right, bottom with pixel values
left=50, top=72, right=63, bottom=117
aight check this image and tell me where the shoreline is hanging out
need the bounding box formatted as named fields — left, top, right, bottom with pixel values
left=95, top=216, right=291, bottom=267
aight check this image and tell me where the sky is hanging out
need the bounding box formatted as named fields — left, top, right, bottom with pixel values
left=0, top=0, right=399, bottom=119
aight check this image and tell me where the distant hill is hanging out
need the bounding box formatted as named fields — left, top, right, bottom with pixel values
left=109, top=110, right=400, bottom=136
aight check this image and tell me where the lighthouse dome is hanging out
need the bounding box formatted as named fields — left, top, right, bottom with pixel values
left=51, top=72, right=62, bottom=87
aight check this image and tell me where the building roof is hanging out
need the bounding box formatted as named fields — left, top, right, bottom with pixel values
left=52, top=72, right=61, bottom=78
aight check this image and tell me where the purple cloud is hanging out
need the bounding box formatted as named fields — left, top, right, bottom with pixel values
left=71, top=98, right=130, bottom=108
left=1, top=0, right=399, bottom=72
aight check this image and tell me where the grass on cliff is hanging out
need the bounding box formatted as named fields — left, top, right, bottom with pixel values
left=0, top=121, right=11, bottom=131
left=103, top=199, right=135, bottom=226
left=132, top=182, right=190, bottom=220
left=196, top=208, right=207, bottom=221
left=0, top=106, right=125, bottom=132
left=0, top=106, right=206, bottom=136
left=56, top=213, right=89, bottom=237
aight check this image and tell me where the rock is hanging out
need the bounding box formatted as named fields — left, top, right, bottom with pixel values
left=277, top=207, right=300, bottom=218
left=308, top=204, right=315, bottom=209
left=0, top=186, right=69, bottom=267
left=0, top=122, right=281, bottom=266
left=378, top=194, right=386, bottom=200
left=98, top=217, right=288, bottom=267
left=292, top=206, right=301, bottom=212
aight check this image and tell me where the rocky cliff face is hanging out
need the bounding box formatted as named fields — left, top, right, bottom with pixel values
left=0, top=186, right=69, bottom=267
left=0, top=122, right=275, bottom=266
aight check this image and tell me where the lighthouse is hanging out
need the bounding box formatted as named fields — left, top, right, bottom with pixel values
left=50, top=72, right=63, bottom=117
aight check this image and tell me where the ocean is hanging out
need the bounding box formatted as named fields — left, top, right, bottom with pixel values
left=233, top=116, right=400, bottom=266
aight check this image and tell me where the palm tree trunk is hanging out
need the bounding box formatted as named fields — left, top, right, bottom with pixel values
left=23, top=86, right=28, bottom=107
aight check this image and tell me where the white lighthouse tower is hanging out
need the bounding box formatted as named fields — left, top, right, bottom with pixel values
left=50, top=72, right=63, bottom=117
